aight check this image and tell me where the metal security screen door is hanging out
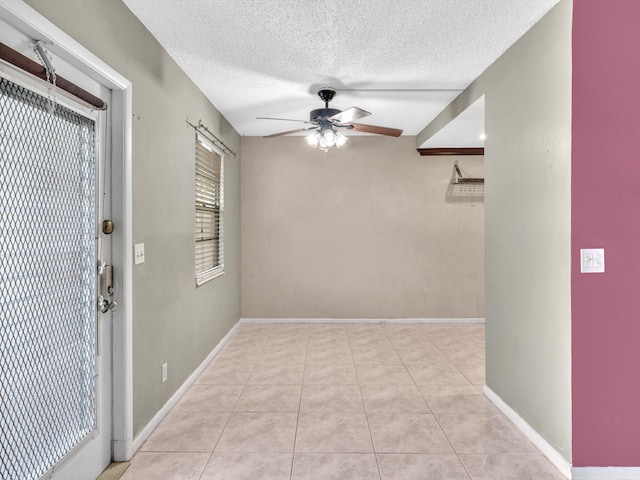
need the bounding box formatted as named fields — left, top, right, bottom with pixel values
left=0, top=76, right=101, bottom=479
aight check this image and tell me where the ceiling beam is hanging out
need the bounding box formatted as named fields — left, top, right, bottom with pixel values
left=417, top=147, right=484, bottom=156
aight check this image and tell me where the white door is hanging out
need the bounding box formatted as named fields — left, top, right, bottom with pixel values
left=0, top=64, right=113, bottom=479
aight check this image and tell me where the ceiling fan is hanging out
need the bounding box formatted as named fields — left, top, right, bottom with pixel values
left=258, top=88, right=403, bottom=150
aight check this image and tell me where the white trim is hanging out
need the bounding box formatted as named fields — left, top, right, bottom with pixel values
left=196, top=267, right=225, bottom=286
left=240, top=317, right=485, bottom=324
left=483, top=385, right=572, bottom=479
left=572, top=468, right=640, bottom=480
left=131, top=319, right=242, bottom=453
left=110, top=86, right=133, bottom=461
left=0, top=0, right=127, bottom=91
left=0, top=0, right=134, bottom=462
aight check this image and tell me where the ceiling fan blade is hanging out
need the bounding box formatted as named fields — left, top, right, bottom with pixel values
left=328, top=107, right=371, bottom=124
left=257, top=116, right=312, bottom=124
left=264, top=127, right=317, bottom=138
left=348, top=123, right=403, bottom=137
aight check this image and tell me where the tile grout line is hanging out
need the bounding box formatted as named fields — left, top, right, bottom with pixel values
left=431, top=331, right=484, bottom=386
left=148, top=323, right=492, bottom=479
left=390, top=325, right=475, bottom=480
left=422, top=328, right=479, bottom=480
left=438, top=341, right=477, bottom=387
left=348, top=330, right=384, bottom=480
left=430, top=411, right=474, bottom=480
left=415, top=378, right=474, bottom=480
left=289, top=330, right=309, bottom=480
left=196, top=327, right=262, bottom=480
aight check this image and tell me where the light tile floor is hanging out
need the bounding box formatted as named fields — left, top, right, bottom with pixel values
left=122, top=323, right=565, bottom=480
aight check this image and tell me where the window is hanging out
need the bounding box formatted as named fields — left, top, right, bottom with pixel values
left=195, top=133, right=224, bottom=285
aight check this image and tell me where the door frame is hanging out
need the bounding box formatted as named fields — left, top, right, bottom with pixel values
left=0, top=0, right=135, bottom=461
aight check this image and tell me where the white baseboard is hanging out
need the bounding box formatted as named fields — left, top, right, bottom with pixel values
left=131, top=319, right=242, bottom=453
left=483, top=385, right=572, bottom=479
left=572, top=468, right=640, bottom=480
left=240, top=317, right=485, bottom=324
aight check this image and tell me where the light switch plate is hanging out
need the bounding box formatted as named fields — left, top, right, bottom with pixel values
left=580, top=248, right=605, bottom=273
left=161, top=362, right=168, bottom=383
left=134, top=243, right=145, bottom=265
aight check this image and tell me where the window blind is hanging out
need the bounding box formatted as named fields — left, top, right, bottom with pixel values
left=195, top=134, right=223, bottom=284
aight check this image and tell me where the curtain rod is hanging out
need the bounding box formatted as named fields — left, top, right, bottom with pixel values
left=0, top=41, right=106, bottom=110
left=187, top=119, right=237, bottom=158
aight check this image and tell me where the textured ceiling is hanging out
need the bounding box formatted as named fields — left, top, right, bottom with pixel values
left=122, top=0, right=559, bottom=141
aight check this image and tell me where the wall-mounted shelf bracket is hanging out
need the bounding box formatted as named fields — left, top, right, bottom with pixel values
left=452, top=160, right=484, bottom=185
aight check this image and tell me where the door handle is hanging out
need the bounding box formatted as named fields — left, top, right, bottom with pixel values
left=97, top=262, right=117, bottom=313
left=98, top=296, right=118, bottom=313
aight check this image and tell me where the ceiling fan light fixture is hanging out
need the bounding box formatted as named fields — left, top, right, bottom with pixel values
left=306, top=127, right=347, bottom=151
left=261, top=87, right=400, bottom=146
left=318, top=136, right=330, bottom=150
left=322, top=128, right=337, bottom=147
left=306, top=130, right=320, bottom=147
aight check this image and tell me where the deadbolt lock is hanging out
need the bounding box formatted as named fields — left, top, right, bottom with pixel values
left=102, top=220, right=114, bottom=235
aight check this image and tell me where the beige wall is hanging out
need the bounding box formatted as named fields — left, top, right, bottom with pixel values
left=418, top=0, right=573, bottom=461
left=241, top=136, right=484, bottom=319
left=25, top=0, right=241, bottom=436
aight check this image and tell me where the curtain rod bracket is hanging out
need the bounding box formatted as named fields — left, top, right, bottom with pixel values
left=32, top=40, right=57, bottom=113
left=186, top=118, right=237, bottom=158
left=33, top=41, right=55, bottom=74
